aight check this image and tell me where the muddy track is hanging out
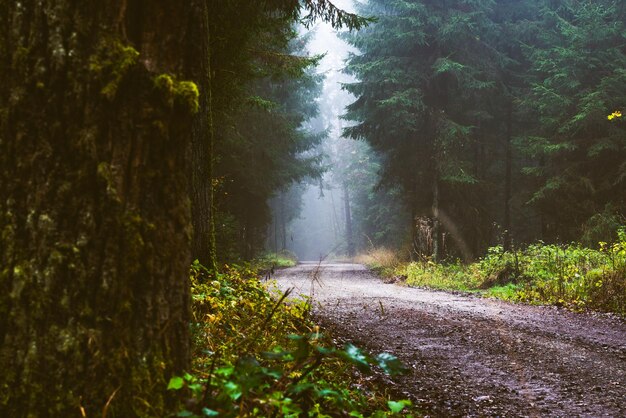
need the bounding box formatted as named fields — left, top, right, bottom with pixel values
left=274, top=262, right=626, bottom=417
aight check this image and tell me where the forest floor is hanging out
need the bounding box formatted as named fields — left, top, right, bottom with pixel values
left=273, top=262, right=626, bottom=417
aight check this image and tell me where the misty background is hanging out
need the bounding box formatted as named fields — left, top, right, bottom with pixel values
left=267, top=0, right=392, bottom=261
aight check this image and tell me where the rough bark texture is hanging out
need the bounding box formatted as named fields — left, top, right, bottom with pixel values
left=0, top=1, right=195, bottom=415
left=188, top=0, right=217, bottom=271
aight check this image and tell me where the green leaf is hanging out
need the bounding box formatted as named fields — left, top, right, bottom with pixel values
left=215, top=366, right=234, bottom=377
left=188, top=383, right=204, bottom=395
left=388, top=399, right=411, bottom=413
left=167, top=376, right=185, bottom=390
left=339, top=343, right=371, bottom=373
left=176, top=411, right=195, bottom=417
left=376, top=352, right=407, bottom=375
left=202, top=407, right=219, bottom=417
left=225, top=381, right=242, bottom=401
left=315, top=345, right=335, bottom=356
left=261, top=350, right=291, bottom=360
left=261, top=367, right=283, bottom=379
left=317, top=388, right=340, bottom=398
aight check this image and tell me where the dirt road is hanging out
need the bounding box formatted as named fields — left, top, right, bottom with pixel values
left=274, top=262, right=626, bottom=417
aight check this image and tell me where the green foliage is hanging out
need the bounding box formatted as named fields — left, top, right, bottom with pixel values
left=518, top=0, right=626, bottom=241
left=343, top=0, right=626, bottom=256
left=211, top=8, right=326, bottom=261
left=256, top=251, right=298, bottom=270
left=344, top=0, right=518, bottom=258
left=175, top=262, right=414, bottom=417
left=402, top=261, right=483, bottom=292
left=394, top=228, right=626, bottom=315
left=484, top=283, right=524, bottom=301
left=480, top=230, right=626, bottom=314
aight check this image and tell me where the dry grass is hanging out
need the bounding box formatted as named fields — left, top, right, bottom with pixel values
left=355, top=247, right=404, bottom=274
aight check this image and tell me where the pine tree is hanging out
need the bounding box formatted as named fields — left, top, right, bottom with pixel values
left=521, top=0, right=626, bottom=241
left=345, top=0, right=505, bottom=260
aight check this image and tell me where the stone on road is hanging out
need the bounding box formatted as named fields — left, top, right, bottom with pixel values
left=274, top=262, right=626, bottom=417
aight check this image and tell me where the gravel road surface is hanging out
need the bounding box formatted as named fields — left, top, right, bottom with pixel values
left=274, top=262, right=626, bottom=417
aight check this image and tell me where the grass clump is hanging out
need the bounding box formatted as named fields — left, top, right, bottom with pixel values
left=169, top=261, right=415, bottom=417
left=355, top=248, right=403, bottom=277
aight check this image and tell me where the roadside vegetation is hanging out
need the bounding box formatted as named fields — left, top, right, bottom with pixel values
left=255, top=251, right=299, bottom=270
left=359, top=229, right=626, bottom=316
left=167, top=262, right=414, bottom=417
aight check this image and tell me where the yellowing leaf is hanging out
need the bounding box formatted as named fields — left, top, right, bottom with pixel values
left=607, top=110, right=622, bottom=121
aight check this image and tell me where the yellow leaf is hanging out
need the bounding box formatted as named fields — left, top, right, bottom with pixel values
left=607, top=110, right=623, bottom=121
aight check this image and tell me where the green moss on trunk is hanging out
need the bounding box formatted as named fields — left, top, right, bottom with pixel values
left=0, top=1, right=198, bottom=416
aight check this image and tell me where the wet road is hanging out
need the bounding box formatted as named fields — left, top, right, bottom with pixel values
left=274, top=262, right=626, bottom=417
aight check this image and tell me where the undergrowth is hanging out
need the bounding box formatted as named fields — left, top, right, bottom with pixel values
left=401, top=262, right=483, bottom=292
left=361, top=228, right=626, bottom=315
left=255, top=251, right=298, bottom=270
left=169, top=261, right=414, bottom=417
left=474, top=229, right=626, bottom=314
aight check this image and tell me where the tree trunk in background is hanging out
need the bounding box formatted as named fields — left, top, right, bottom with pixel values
left=432, top=178, right=441, bottom=262
left=411, top=207, right=418, bottom=260
left=188, top=0, right=217, bottom=271
left=0, top=1, right=196, bottom=415
left=274, top=215, right=278, bottom=253
left=503, top=100, right=513, bottom=252
left=280, top=196, right=287, bottom=251
left=343, top=182, right=355, bottom=257
left=410, top=166, right=422, bottom=260
left=330, top=188, right=340, bottom=241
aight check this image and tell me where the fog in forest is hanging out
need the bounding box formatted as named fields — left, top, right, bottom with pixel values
left=265, top=0, right=626, bottom=264
left=268, top=0, right=369, bottom=261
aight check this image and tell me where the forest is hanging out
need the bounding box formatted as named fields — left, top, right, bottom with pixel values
left=0, top=0, right=624, bottom=417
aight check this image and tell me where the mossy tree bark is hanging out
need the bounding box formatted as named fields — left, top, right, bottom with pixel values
left=0, top=1, right=197, bottom=415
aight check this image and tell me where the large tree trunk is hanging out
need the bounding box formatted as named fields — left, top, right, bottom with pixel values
left=188, top=0, right=217, bottom=271
left=0, top=1, right=196, bottom=415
